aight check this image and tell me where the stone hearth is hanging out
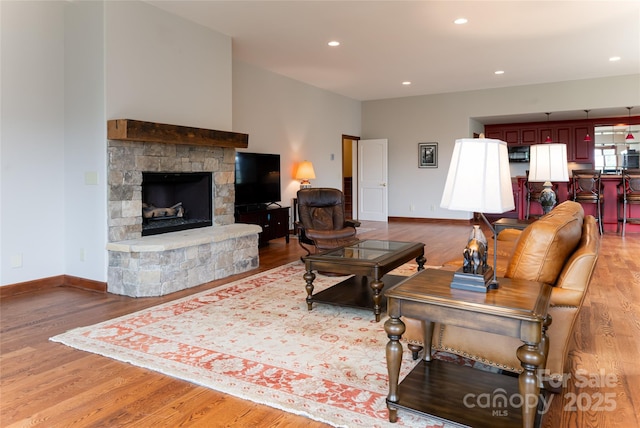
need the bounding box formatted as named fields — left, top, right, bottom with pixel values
left=107, top=224, right=260, bottom=297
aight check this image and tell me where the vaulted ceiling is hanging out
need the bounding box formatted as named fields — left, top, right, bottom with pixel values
left=147, top=1, right=639, bottom=120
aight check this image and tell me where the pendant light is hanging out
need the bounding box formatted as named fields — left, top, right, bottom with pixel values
left=544, top=113, right=552, bottom=143
left=583, top=110, right=592, bottom=142
left=626, top=107, right=635, bottom=141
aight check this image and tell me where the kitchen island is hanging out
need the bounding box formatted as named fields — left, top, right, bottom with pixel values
left=516, top=174, right=639, bottom=233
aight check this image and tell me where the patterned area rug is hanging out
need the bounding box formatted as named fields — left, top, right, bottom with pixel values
left=51, top=262, right=451, bottom=427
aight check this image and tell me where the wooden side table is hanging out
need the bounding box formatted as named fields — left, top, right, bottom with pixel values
left=384, top=268, right=551, bottom=428
left=493, top=217, right=535, bottom=234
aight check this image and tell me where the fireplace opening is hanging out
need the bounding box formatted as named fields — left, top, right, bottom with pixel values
left=142, top=172, right=212, bottom=236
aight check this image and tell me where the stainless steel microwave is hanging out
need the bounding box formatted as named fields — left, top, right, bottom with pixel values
left=508, top=145, right=530, bottom=162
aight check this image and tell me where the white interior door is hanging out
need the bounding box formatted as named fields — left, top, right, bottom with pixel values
left=357, top=139, right=388, bottom=221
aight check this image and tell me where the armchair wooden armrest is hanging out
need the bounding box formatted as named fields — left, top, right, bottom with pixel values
left=345, top=219, right=361, bottom=228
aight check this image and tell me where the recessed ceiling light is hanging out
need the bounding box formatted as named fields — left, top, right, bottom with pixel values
left=402, top=81, right=412, bottom=86
left=609, top=56, right=621, bottom=62
left=328, top=41, right=340, bottom=47
left=494, top=70, right=505, bottom=75
left=454, top=18, right=468, bottom=25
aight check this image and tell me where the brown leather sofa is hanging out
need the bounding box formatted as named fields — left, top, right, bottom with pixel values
left=403, top=201, right=600, bottom=392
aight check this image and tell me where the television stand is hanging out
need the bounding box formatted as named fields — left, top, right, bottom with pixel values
left=235, top=206, right=290, bottom=246
left=236, top=203, right=268, bottom=213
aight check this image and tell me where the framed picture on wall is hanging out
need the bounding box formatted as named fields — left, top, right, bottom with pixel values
left=418, top=142, right=438, bottom=168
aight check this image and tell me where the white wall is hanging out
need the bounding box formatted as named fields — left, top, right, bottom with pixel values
left=1, top=1, right=66, bottom=285
left=362, top=74, right=640, bottom=220
left=105, top=1, right=232, bottom=130
left=1, top=0, right=234, bottom=286
left=232, top=60, right=361, bottom=212
left=64, top=0, right=106, bottom=281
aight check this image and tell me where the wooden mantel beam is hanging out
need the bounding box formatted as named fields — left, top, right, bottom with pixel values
left=107, top=119, right=249, bottom=149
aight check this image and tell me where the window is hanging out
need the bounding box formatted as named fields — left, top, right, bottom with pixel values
left=594, top=145, right=617, bottom=171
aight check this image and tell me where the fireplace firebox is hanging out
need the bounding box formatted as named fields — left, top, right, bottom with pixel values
left=142, top=172, right=212, bottom=236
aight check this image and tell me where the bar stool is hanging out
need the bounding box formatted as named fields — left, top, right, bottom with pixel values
left=617, top=169, right=640, bottom=236
left=571, top=169, right=603, bottom=234
left=525, top=170, right=558, bottom=219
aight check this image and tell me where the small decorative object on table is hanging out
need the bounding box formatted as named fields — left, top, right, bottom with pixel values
left=458, top=224, right=493, bottom=291
left=462, top=225, right=488, bottom=274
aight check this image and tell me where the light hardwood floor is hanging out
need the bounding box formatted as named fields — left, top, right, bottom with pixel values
left=1, top=220, right=638, bottom=427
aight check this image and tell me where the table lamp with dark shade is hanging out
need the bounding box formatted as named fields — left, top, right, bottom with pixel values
left=440, top=138, right=515, bottom=292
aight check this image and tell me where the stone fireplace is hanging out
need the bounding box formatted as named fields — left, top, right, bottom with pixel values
left=141, top=171, right=213, bottom=236
left=105, top=119, right=261, bottom=297
left=107, top=137, right=234, bottom=241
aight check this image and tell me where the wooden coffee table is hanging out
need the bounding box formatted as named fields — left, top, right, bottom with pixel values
left=385, top=268, right=552, bottom=428
left=302, top=240, right=426, bottom=321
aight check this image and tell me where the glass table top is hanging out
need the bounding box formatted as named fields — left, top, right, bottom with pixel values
left=320, top=240, right=416, bottom=261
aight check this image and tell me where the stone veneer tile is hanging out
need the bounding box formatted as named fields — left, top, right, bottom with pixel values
left=122, top=200, right=142, bottom=218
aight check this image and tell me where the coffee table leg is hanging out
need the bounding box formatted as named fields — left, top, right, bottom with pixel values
left=384, top=315, right=405, bottom=423
left=303, top=270, right=316, bottom=311
left=517, top=341, right=545, bottom=428
left=416, top=253, right=426, bottom=270
left=371, top=277, right=384, bottom=322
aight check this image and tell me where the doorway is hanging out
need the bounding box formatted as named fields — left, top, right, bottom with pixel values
left=342, top=135, right=359, bottom=220
left=342, top=135, right=390, bottom=222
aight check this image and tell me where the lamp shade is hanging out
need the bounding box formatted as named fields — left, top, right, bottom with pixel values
left=528, top=144, right=569, bottom=182
left=440, top=138, right=515, bottom=214
left=295, top=161, right=316, bottom=180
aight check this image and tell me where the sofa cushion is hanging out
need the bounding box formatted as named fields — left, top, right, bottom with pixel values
left=554, top=216, right=599, bottom=299
left=505, top=201, right=584, bottom=285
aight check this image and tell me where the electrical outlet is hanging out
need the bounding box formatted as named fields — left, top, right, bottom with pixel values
left=84, top=171, right=98, bottom=185
left=410, top=204, right=415, bottom=212
left=430, top=205, right=436, bottom=211
left=10, top=254, right=23, bottom=268
left=80, top=248, right=86, bottom=262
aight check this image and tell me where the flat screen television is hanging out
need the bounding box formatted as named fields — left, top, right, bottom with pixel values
left=234, top=152, right=281, bottom=208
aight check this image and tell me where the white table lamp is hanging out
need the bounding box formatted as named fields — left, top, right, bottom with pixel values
left=528, top=144, right=569, bottom=214
left=440, top=138, right=515, bottom=291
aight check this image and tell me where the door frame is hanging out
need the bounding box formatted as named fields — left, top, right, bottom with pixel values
left=342, top=134, right=360, bottom=220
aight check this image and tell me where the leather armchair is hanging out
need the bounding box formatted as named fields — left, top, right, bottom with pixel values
left=403, top=201, right=600, bottom=393
left=296, top=188, right=360, bottom=256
